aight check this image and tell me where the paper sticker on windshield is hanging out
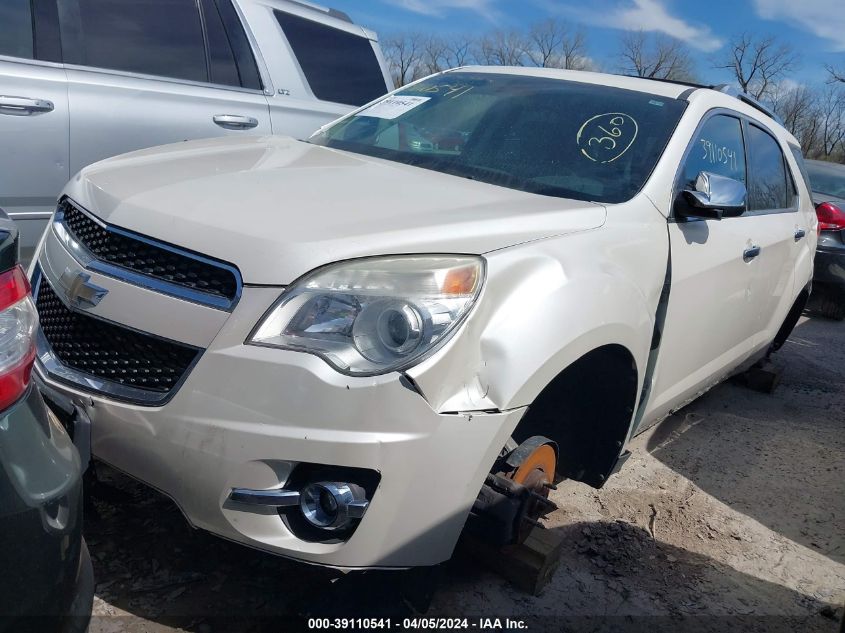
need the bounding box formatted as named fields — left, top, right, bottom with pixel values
left=577, top=113, right=639, bottom=164
left=360, top=95, right=430, bottom=119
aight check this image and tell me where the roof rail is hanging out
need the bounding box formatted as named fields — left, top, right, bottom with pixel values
left=284, top=0, right=352, bottom=22
left=621, top=75, right=712, bottom=90
left=615, top=74, right=784, bottom=125
left=712, top=84, right=783, bottom=124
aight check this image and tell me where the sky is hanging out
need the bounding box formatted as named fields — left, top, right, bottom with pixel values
left=327, top=0, right=845, bottom=86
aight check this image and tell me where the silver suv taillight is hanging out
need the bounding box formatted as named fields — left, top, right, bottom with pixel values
left=0, top=266, right=38, bottom=410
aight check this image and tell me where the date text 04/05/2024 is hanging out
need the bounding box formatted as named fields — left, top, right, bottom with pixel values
left=307, top=617, right=528, bottom=630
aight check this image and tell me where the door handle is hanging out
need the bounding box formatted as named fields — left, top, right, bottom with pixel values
left=743, top=245, right=761, bottom=262
left=213, top=114, right=259, bottom=130
left=794, top=228, right=806, bottom=241
left=0, top=96, right=55, bottom=116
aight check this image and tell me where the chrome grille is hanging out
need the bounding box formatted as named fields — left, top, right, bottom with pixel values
left=60, top=200, right=239, bottom=303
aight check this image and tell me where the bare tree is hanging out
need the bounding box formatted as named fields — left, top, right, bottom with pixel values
left=444, top=34, right=476, bottom=68
left=816, top=85, right=845, bottom=159
left=392, top=34, right=479, bottom=81
left=771, top=82, right=820, bottom=154
left=526, top=18, right=590, bottom=70
left=420, top=36, right=449, bottom=75
left=826, top=64, right=845, bottom=84
left=382, top=32, right=425, bottom=86
left=715, top=33, right=798, bottom=100
left=475, top=29, right=528, bottom=66
left=617, top=31, right=696, bottom=81
left=802, top=116, right=823, bottom=158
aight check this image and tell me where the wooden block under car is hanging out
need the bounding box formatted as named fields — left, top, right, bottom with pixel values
left=730, top=360, right=783, bottom=394
left=461, top=526, right=566, bottom=596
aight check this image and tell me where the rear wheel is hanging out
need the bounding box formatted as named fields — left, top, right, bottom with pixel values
left=810, top=290, right=845, bottom=321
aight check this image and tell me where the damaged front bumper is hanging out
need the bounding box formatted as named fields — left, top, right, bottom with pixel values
left=35, top=299, right=526, bottom=568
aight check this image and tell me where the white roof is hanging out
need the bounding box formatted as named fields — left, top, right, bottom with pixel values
left=445, top=66, right=690, bottom=99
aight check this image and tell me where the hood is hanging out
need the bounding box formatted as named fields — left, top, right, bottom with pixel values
left=65, top=136, right=606, bottom=284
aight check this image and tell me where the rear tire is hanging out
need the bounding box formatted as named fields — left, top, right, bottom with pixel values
left=770, top=289, right=809, bottom=354
left=810, top=291, right=845, bottom=321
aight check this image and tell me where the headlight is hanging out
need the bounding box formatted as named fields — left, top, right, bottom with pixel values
left=248, top=255, right=485, bottom=376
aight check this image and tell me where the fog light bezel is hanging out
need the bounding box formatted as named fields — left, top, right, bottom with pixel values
left=299, top=481, right=367, bottom=531
left=280, top=464, right=381, bottom=543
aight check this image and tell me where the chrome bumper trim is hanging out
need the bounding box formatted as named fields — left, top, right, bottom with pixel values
left=54, top=200, right=242, bottom=311
left=229, top=488, right=301, bottom=507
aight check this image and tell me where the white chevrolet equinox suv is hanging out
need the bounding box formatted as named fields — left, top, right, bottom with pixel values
left=31, top=67, right=817, bottom=569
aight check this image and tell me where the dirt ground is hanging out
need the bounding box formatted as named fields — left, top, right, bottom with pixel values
left=87, top=313, right=844, bottom=633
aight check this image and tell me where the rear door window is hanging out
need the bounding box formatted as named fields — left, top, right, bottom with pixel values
left=66, top=0, right=208, bottom=83
left=747, top=124, right=791, bottom=211
left=274, top=11, right=387, bottom=106
left=211, top=0, right=262, bottom=90
left=0, top=0, right=34, bottom=59
left=201, top=0, right=241, bottom=88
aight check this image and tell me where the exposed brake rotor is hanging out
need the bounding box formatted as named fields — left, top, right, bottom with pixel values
left=496, top=436, right=559, bottom=543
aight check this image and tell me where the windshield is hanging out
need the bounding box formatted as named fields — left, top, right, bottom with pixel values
left=806, top=162, right=845, bottom=199
left=309, top=72, right=687, bottom=204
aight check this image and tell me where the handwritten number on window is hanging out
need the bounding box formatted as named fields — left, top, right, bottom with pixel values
left=417, top=83, right=473, bottom=99
left=588, top=116, right=626, bottom=150
left=699, top=138, right=738, bottom=172
left=577, top=113, right=638, bottom=164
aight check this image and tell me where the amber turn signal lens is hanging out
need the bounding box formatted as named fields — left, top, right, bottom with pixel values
left=441, top=265, right=479, bottom=296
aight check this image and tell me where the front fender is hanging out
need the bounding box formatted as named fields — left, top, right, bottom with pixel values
left=407, top=226, right=665, bottom=415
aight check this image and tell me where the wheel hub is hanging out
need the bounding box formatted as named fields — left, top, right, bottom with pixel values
left=497, top=437, right=558, bottom=543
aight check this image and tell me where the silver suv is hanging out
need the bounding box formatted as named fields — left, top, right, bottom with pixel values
left=0, top=0, right=391, bottom=262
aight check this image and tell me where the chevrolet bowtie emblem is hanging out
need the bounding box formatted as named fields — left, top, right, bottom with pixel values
left=59, top=267, right=109, bottom=309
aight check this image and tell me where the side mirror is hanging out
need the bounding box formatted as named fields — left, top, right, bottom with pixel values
left=677, top=172, right=746, bottom=220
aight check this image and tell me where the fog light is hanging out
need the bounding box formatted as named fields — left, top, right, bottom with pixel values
left=300, top=482, right=369, bottom=531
